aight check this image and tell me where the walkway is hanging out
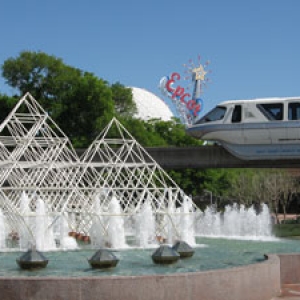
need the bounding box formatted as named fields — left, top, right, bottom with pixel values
left=272, top=284, right=300, bottom=299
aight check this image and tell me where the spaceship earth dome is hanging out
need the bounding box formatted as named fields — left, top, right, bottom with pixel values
left=131, top=87, right=174, bottom=121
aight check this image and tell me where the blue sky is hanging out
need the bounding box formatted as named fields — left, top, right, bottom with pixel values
left=1, top=0, right=300, bottom=116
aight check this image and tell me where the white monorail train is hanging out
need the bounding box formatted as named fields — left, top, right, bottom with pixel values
left=186, top=97, right=300, bottom=160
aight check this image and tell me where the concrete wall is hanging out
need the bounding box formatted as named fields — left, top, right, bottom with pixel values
left=0, top=254, right=280, bottom=300
left=278, top=253, right=300, bottom=284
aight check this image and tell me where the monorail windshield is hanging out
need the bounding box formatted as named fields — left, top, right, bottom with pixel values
left=196, top=106, right=226, bottom=124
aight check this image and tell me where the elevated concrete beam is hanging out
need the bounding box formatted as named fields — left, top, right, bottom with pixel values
left=77, top=146, right=300, bottom=169
left=145, top=146, right=300, bottom=169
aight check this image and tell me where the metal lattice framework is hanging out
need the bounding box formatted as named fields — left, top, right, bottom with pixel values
left=0, top=93, right=199, bottom=247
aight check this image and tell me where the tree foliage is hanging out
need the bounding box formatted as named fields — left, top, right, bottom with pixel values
left=168, top=169, right=202, bottom=196
left=1, top=51, right=115, bottom=147
left=0, top=94, right=18, bottom=124
left=149, top=119, right=203, bottom=146
left=55, top=72, right=114, bottom=146
left=111, top=82, right=137, bottom=117
left=2, top=51, right=80, bottom=113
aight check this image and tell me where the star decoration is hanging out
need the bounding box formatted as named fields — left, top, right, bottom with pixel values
left=193, top=64, right=207, bottom=81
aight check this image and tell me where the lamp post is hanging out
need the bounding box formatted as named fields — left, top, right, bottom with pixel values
left=204, top=189, right=213, bottom=206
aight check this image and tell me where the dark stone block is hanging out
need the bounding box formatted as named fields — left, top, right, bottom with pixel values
left=17, top=248, right=48, bottom=270
left=172, top=240, right=195, bottom=258
left=88, top=249, right=119, bottom=269
left=152, top=245, right=180, bottom=264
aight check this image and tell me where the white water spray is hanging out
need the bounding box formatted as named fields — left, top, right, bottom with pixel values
left=0, top=209, right=6, bottom=249
left=59, top=212, right=78, bottom=250
left=90, top=194, right=105, bottom=247
left=196, top=203, right=273, bottom=240
left=180, top=196, right=195, bottom=245
left=108, top=196, right=126, bottom=248
left=35, top=198, right=56, bottom=251
left=166, top=191, right=176, bottom=244
left=136, top=200, right=155, bottom=247
left=19, top=192, right=33, bottom=250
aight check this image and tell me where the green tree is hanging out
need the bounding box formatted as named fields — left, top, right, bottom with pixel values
left=151, top=119, right=203, bottom=146
left=0, top=94, right=18, bottom=124
left=111, top=83, right=137, bottom=117
left=227, top=169, right=258, bottom=207
left=168, top=168, right=205, bottom=196
left=119, top=118, right=167, bottom=146
left=263, top=170, right=298, bottom=222
left=1, top=51, right=115, bottom=147
left=56, top=72, right=114, bottom=146
left=201, top=169, right=232, bottom=199
left=2, top=51, right=81, bottom=115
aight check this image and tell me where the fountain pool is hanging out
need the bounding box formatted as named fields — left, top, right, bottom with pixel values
left=0, top=237, right=297, bottom=277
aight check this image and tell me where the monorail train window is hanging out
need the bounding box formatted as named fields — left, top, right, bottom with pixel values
left=231, top=105, right=242, bottom=123
left=195, top=106, right=226, bottom=124
left=288, top=103, right=300, bottom=120
left=257, top=103, right=283, bottom=120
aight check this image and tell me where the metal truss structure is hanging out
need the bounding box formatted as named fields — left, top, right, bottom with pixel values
left=0, top=93, right=198, bottom=248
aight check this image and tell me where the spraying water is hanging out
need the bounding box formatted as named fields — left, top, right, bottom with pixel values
left=180, top=196, right=196, bottom=245
left=0, top=209, right=6, bottom=249
left=1, top=190, right=276, bottom=252
left=59, top=212, right=78, bottom=250
left=135, top=200, right=155, bottom=247
left=90, top=194, right=105, bottom=247
left=19, top=192, right=33, bottom=250
left=35, top=198, right=56, bottom=251
left=196, top=203, right=273, bottom=240
left=107, top=196, right=126, bottom=248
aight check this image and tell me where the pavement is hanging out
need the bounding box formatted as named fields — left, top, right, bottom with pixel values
left=271, top=284, right=300, bottom=299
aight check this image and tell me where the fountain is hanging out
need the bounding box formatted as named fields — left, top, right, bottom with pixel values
left=0, top=93, right=284, bottom=300
left=0, top=93, right=274, bottom=251
left=0, top=93, right=200, bottom=251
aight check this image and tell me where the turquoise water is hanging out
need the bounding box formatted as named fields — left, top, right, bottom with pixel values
left=0, top=237, right=299, bottom=277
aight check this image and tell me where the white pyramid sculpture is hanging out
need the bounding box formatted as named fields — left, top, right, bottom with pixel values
left=0, top=93, right=199, bottom=248
left=0, top=92, right=82, bottom=246
left=76, top=117, right=199, bottom=245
